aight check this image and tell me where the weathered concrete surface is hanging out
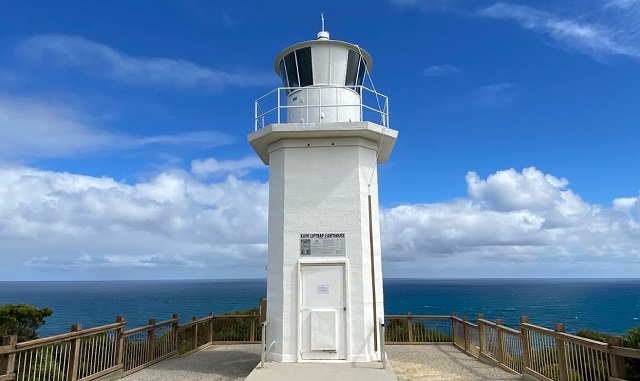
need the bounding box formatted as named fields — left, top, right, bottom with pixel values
left=120, top=344, right=261, bottom=381
left=387, top=345, right=521, bottom=381
left=245, top=361, right=396, bottom=381
left=120, top=343, right=521, bottom=381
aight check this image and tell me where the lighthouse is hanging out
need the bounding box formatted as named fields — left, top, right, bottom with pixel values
left=248, top=26, right=397, bottom=363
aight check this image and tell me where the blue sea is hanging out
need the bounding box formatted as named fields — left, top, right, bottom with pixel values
left=1, top=279, right=639, bottom=338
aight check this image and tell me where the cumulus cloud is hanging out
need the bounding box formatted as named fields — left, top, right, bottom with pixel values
left=0, top=165, right=268, bottom=279
left=381, top=167, right=640, bottom=276
left=1, top=165, right=639, bottom=279
left=16, top=34, right=275, bottom=89
left=0, top=95, right=232, bottom=159
left=191, top=156, right=264, bottom=178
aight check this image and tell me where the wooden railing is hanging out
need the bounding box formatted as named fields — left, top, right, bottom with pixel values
left=0, top=312, right=261, bottom=381
left=384, top=313, right=453, bottom=343
left=2, top=311, right=639, bottom=381
left=448, top=314, right=640, bottom=381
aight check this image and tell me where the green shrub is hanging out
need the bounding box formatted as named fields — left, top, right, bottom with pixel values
left=576, top=329, right=608, bottom=343
left=624, top=326, right=640, bottom=381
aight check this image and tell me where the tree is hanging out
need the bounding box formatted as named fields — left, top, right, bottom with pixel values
left=0, top=303, right=53, bottom=342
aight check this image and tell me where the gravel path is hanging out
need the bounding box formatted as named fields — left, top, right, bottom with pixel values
left=121, top=344, right=521, bottom=381
left=120, top=344, right=261, bottom=381
left=387, top=345, right=521, bottom=381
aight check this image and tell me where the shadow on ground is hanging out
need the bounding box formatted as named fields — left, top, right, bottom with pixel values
left=121, top=344, right=261, bottom=381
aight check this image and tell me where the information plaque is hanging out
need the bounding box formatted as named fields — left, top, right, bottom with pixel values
left=300, top=233, right=346, bottom=257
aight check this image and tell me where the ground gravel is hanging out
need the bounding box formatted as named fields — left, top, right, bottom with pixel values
left=121, top=343, right=521, bottom=381
left=120, top=344, right=261, bottom=381
left=387, top=345, right=521, bottom=381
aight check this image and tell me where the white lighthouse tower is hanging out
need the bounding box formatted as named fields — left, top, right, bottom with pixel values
left=248, top=26, right=398, bottom=363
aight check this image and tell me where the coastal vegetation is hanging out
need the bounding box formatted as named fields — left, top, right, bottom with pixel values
left=0, top=303, right=52, bottom=342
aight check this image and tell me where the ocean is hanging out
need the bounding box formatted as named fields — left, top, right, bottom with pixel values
left=1, top=278, right=639, bottom=338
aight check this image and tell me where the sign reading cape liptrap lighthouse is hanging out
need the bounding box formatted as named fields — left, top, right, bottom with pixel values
left=300, top=233, right=346, bottom=256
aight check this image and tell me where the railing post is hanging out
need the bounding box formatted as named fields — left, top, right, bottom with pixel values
left=608, top=335, right=626, bottom=379
left=554, top=323, right=570, bottom=381
left=277, top=89, right=281, bottom=124
left=520, top=316, right=531, bottom=369
left=407, top=312, right=414, bottom=343
left=147, top=319, right=156, bottom=363
left=67, top=323, right=82, bottom=381
left=250, top=314, right=257, bottom=342
left=192, top=317, right=198, bottom=350
left=208, top=313, right=214, bottom=344
left=463, top=317, right=471, bottom=352
left=114, top=316, right=125, bottom=368
left=379, top=319, right=387, bottom=369
left=496, top=319, right=505, bottom=365
left=477, top=314, right=486, bottom=354
left=171, top=314, right=179, bottom=352
left=451, top=312, right=457, bottom=339
left=0, top=335, right=17, bottom=379
left=254, top=99, right=258, bottom=130
left=259, top=298, right=267, bottom=323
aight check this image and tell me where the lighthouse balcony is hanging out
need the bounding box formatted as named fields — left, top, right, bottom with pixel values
left=254, top=85, right=389, bottom=130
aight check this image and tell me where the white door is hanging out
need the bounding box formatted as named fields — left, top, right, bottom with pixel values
left=300, top=264, right=346, bottom=360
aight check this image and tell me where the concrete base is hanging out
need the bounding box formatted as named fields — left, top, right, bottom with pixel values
left=245, top=362, right=397, bottom=381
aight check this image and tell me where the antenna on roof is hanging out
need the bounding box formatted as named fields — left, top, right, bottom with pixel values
left=317, top=12, right=330, bottom=40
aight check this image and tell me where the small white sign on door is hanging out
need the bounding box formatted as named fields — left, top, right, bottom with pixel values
left=317, top=284, right=330, bottom=294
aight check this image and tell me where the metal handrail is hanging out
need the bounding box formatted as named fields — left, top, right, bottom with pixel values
left=260, top=320, right=270, bottom=368
left=379, top=318, right=387, bottom=369
left=254, top=85, right=389, bottom=130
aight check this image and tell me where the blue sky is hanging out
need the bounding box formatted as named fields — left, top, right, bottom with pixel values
left=1, top=0, right=639, bottom=280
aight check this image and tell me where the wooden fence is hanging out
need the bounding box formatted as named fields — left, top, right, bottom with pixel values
left=0, top=313, right=261, bottom=381
left=3, top=311, right=640, bottom=381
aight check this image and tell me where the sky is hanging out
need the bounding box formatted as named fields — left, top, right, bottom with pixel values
left=0, top=0, right=639, bottom=281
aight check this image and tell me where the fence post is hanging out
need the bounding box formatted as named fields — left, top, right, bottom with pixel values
left=477, top=314, right=486, bottom=354
left=451, top=312, right=457, bottom=340
left=250, top=314, right=257, bottom=342
left=171, top=314, right=179, bottom=352
left=114, top=316, right=125, bottom=368
left=147, top=319, right=156, bottom=363
left=608, top=335, right=626, bottom=379
left=0, top=335, right=17, bottom=379
left=554, top=323, right=569, bottom=381
left=496, top=319, right=505, bottom=365
left=463, top=317, right=471, bottom=352
left=259, top=299, right=267, bottom=323
left=407, top=312, right=414, bottom=343
left=520, top=316, right=531, bottom=369
left=192, top=317, right=198, bottom=350
left=67, top=323, right=82, bottom=381
left=208, top=313, right=214, bottom=344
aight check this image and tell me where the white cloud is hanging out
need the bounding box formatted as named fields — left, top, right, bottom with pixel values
left=381, top=167, right=640, bottom=277
left=605, top=0, right=640, bottom=9
left=1, top=165, right=639, bottom=280
left=0, top=95, right=233, bottom=159
left=478, top=2, right=640, bottom=60
left=471, top=82, right=518, bottom=107
left=422, top=64, right=464, bottom=76
left=0, top=165, right=268, bottom=279
left=17, top=34, right=275, bottom=89
left=191, top=156, right=265, bottom=178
